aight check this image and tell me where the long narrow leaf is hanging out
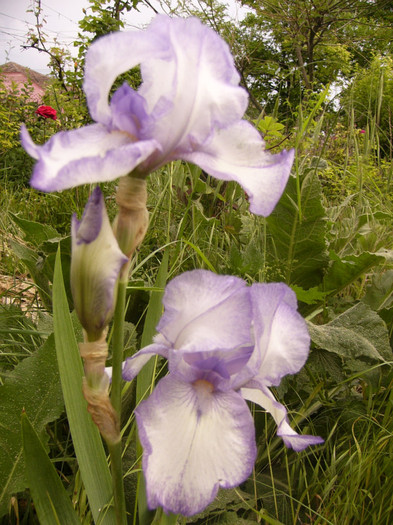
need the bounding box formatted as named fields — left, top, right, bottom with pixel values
left=53, top=249, right=116, bottom=525
left=21, top=412, right=80, bottom=525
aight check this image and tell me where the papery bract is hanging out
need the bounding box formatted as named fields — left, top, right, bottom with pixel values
left=122, top=270, right=323, bottom=516
left=71, top=186, right=128, bottom=341
left=21, top=15, right=294, bottom=216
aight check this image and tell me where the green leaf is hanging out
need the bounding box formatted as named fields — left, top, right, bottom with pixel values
left=21, top=412, right=80, bottom=525
left=323, top=251, right=384, bottom=295
left=0, top=335, right=64, bottom=517
left=10, top=213, right=59, bottom=246
left=291, top=285, right=329, bottom=305
left=266, top=172, right=328, bottom=287
left=362, top=269, right=393, bottom=310
left=308, top=302, right=392, bottom=362
left=52, top=249, right=116, bottom=525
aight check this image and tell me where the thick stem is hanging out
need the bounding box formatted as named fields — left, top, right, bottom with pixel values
left=108, top=275, right=129, bottom=525
left=108, top=441, right=127, bottom=525
left=111, top=275, right=128, bottom=422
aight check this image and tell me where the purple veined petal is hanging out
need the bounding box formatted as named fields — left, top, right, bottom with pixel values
left=181, top=121, right=294, bottom=216
left=249, top=283, right=310, bottom=387
left=21, top=124, right=160, bottom=192
left=136, top=375, right=257, bottom=516
left=84, top=23, right=172, bottom=125
left=241, top=385, right=324, bottom=452
left=139, top=16, right=248, bottom=159
left=156, top=270, right=252, bottom=354
left=122, top=341, right=169, bottom=382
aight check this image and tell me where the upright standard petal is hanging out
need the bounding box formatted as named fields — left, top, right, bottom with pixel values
left=181, top=121, right=294, bottom=216
left=136, top=376, right=256, bottom=516
left=156, top=270, right=252, bottom=353
left=71, top=187, right=128, bottom=340
left=249, top=283, right=311, bottom=387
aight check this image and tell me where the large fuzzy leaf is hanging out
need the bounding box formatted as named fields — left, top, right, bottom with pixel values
left=266, top=172, right=328, bottom=287
left=308, top=302, right=392, bottom=363
left=0, top=335, right=64, bottom=516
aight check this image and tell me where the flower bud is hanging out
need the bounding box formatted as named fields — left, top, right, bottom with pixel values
left=112, top=175, right=149, bottom=258
left=71, top=187, right=128, bottom=341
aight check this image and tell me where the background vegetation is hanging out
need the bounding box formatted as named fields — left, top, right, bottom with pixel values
left=1, top=0, right=393, bottom=523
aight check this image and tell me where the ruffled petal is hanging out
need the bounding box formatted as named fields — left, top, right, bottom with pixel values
left=156, top=270, right=252, bottom=353
left=122, top=341, right=169, bottom=382
left=250, top=283, right=310, bottom=387
left=241, top=386, right=324, bottom=452
left=21, top=124, right=160, bottom=192
left=140, top=16, right=248, bottom=159
left=84, top=23, right=171, bottom=125
left=137, top=376, right=256, bottom=516
left=181, top=121, right=294, bottom=216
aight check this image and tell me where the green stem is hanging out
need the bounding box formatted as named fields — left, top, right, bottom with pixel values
left=111, top=275, right=127, bottom=415
left=109, top=274, right=128, bottom=525
left=108, top=441, right=127, bottom=525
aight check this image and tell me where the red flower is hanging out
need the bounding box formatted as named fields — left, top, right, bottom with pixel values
left=36, top=105, right=57, bottom=120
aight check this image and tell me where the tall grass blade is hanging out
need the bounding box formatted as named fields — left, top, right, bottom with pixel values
left=53, top=249, right=116, bottom=524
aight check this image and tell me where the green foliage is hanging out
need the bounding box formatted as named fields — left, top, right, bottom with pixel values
left=0, top=335, right=64, bottom=516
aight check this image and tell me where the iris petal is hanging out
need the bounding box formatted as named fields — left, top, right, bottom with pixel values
left=137, top=376, right=256, bottom=516
left=156, top=270, right=252, bottom=353
left=241, top=386, right=324, bottom=451
left=21, top=124, right=160, bottom=192
left=181, top=121, right=294, bottom=216
left=250, top=283, right=310, bottom=386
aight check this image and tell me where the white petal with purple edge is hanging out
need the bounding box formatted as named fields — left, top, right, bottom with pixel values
left=157, top=270, right=252, bottom=353
left=181, top=121, right=294, bottom=216
left=84, top=24, right=171, bottom=125
left=140, top=17, right=248, bottom=159
left=137, top=376, right=256, bottom=516
left=122, top=342, right=169, bottom=382
left=22, top=124, right=160, bottom=192
left=250, top=283, right=310, bottom=387
left=241, top=386, right=324, bottom=452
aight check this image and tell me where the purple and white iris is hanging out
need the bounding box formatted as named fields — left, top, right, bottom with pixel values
left=123, top=270, right=323, bottom=516
left=71, top=187, right=127, bottom=341
left=21, top=15, right=294, bottom=216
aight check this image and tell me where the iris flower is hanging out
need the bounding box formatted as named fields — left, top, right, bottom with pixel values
left=123, top=270, right=323, bottom=516
left=71, top=187, right=128, bottom=341
left=21, top=15, right=294, bottom=216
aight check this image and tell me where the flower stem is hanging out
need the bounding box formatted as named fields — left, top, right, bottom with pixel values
left=109, top=274, right=128, bottom=525
left=108, top=441, right=127, bottom=525
left=111, top=274, right=127, bottom=415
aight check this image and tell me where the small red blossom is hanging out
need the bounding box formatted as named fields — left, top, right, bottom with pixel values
left=359, top=129, right=366, bottom=134
left=36, top=105, right=57, bottom=120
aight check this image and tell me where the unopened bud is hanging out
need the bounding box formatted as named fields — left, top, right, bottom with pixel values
left=113, top=176, right=149, bottom=258
left=71, top=187, right=128, bottom=341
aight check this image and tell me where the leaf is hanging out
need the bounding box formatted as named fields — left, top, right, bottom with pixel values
left=266, top=172, right=328, bottom=287
left=10, top=213, right=59, bottom=247
left=308, top=303, right=392, bottom=363
left=291, top=285, right=329, bottom=305
left=21, top=412, right=80, bottom=525
left=323, top=251, right=384, bottom=295
left=0, top=335, right=64, bottom=517
left=52, top=250, right=116, bottom=525
left=362, top=269, right=393, bottom=310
